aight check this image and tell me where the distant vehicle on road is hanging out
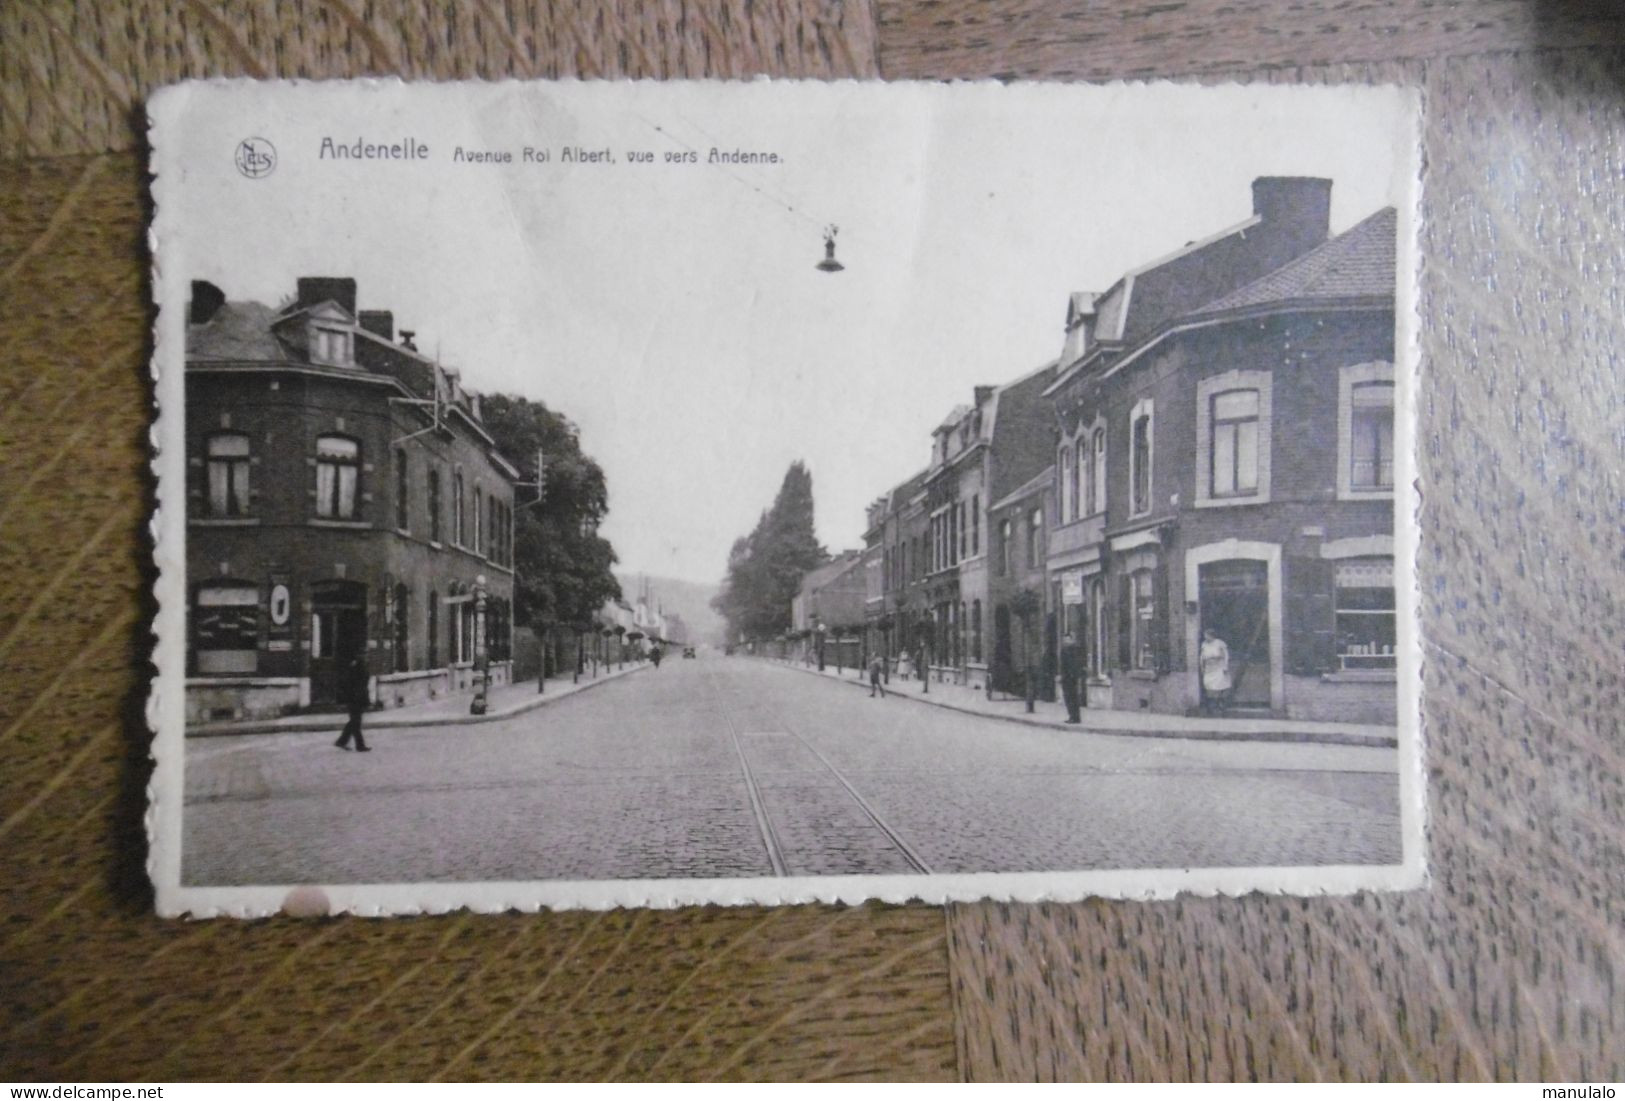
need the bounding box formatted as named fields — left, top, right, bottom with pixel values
left=683, top=646, right=697, bottom=659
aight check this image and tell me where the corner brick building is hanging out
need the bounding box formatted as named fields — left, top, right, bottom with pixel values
left=1044, top=180, right=1399, bottom=722
left=185, top=276, right=519, bottom=723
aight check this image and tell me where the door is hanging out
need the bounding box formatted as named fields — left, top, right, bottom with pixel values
left=310, top=580, right=368, bottom=706
left=992, top=603, right=1014, bottom=694
left=1198, top=560, right=1270, bottom=708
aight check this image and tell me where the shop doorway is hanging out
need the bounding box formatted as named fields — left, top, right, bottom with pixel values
left=1197, top=560, right=1271, bottom=709
left=310, top=580, right=367, bottom=706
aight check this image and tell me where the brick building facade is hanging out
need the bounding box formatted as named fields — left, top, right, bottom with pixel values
left=848, top=177, right=1401, bottom=725
left=185, top=277, right=519, bottom=724
left=1044, top=189, right=1399, bottom=722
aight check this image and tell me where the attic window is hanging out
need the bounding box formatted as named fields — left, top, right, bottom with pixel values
left=311, top=326, right=354, bottom=366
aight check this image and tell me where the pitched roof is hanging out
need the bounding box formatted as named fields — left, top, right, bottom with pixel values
left=1191, top=207, right=1396, bottom=317
left=187, top=302, right=293, bottom=361
left=987, top=360, right=1059, bottom=500
left=887, top=468, right=929, bottom=509
left=801, top=553, right=864, bottom=593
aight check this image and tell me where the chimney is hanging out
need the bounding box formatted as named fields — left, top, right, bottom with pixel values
left=358, top=310, right=394, bottom=341
left=295, top=276, right=358, bottom=317
left=399, top=330, right=417, bottom=350
left=1251, top=177, right=1331, bottom=245
left=189, top=280, right=226, bottom=325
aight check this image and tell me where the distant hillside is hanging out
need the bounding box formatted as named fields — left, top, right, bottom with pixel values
left=615, top=572, right=728, bottom=648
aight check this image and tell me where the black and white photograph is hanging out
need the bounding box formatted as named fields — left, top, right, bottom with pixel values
left=147, top=79, right=1424, bottom=915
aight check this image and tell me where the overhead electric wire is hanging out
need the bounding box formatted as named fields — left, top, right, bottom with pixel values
left=637, top=113, right=823, bottom=230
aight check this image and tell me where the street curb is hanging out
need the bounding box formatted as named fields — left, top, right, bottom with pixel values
left=765, top=660, right=1398, bottom=749
left=187, top=663, right=651, bottom=737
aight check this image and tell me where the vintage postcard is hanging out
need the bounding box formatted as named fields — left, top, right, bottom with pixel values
left=147, top=79, right=1425, bottom=916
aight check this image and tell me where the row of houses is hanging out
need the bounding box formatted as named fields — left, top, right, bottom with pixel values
left=836, top=177, right=1400, bottom=724
left=184, top=276, right=522, bottom=723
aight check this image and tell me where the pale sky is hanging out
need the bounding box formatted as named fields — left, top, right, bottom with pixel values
left=162, top=80, right=1416, bottom=584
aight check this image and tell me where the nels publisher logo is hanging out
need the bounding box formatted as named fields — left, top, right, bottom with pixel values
left=235, top=136, right=276, bottom=179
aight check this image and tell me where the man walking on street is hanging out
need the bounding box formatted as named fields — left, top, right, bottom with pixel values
left=1059, top=630, right=1083, bottom=724
left=868, top=652, right=887, bottom=698
left=334, top=653, right=372, bottom=752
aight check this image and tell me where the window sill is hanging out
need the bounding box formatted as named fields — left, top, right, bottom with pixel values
left=191, top=517, right=261, bottom=527
left=428, top=540, right=444, bottom=550
left=308, top=518, right=371, bottom=530
left=1321, top=670, right=1397, bottom=684
left=1193, top=493, right=1269, bottom=509
left=1336, top=488, right=1396, bottom=503
left=1127, top=669, right=1159, bottom=682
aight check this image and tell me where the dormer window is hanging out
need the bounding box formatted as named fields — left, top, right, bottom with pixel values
left=311, top=326, right=354, bottom=366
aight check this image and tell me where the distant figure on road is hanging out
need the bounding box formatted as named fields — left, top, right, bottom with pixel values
left=868, top=653, right=887, bottom=698
left=1199, top=627, right=1232, bottom=715
left=650, top=644, right=663, bottom=669
left=334, top=654, right=372, bottom=752
left=1059, top=630, right=1083, bottom=724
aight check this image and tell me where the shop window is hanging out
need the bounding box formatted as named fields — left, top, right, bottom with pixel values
left=194, top=582, right=258, bottom=674
left=1129, top=568, right=1155, bottom=670
left=205, top=432, right=252, bottom=517
left=1335, top=557, right=1396, bottom=671
left=1089, top=577, right=1107, bottom=677
left=314, top=435, right=360, bottom=519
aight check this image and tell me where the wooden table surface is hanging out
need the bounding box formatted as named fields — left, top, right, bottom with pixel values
left=2, top=1, right=1621, bottom=1082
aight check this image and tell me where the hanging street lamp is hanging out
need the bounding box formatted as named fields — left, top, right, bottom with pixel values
left=816, top=225, right=845, bottom=273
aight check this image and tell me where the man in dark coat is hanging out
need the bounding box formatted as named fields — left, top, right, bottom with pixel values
left=1058, top=630, right=1083, bottom=724
left=334, top=653, right=372, bottom=752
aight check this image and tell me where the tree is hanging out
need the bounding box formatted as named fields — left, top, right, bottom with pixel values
left=479, top=393, right=622, bottom=634
left=713, top=461, right=827, bottom=641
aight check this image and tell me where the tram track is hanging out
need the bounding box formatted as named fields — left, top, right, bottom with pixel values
left=702, top=663, right=932, bottom=877
left=701, top=665, right=789, bottom=877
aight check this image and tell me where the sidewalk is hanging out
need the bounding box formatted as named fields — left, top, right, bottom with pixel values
left=766, top=658, right=1396, bottom=748
left=188, top=661, right=650, bottom=737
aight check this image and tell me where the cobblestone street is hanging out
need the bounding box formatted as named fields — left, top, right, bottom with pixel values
left=183, top=656, right=1402, bottom=885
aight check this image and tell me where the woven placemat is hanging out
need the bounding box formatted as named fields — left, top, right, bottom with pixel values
left=3, top=0, right=1623, bottom=1082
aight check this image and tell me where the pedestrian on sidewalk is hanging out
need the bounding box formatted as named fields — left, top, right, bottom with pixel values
left=1199, top=627, right=1232, bottom=715
left=868, top=652, right=887, bottom=698
left=334, top=654, right=372, bottom=752
left=1059, top=630, right=1083, bottom=724
left=651, top=643, right=663, bottom=669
